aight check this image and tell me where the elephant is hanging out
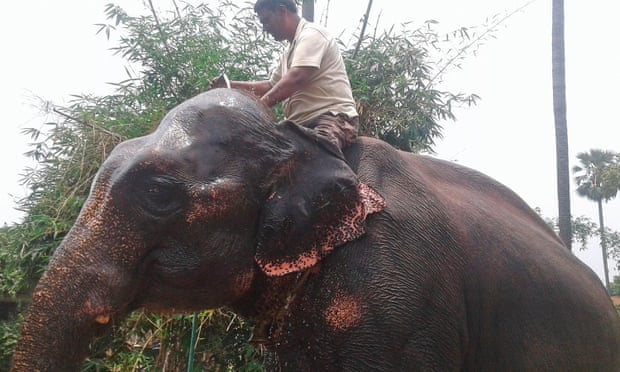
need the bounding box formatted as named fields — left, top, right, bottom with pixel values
left=12, top=88, right=620, bottom=371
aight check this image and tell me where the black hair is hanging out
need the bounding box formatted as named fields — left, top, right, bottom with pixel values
left=254, top=0, right=298, bottom=14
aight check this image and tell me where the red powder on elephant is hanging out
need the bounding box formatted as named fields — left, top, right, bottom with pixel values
left=259, top=251, right=320, bottom=276
left=324, top=295, right=363, bottom=331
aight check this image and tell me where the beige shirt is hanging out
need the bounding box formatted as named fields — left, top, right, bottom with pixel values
left=269, top=18, right=358, bottom=124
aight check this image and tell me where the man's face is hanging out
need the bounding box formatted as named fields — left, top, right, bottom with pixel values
left=257, top=7, right=286, bottom=41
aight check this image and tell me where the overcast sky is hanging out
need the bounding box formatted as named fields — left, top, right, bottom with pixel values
left=2, top=0, right=619, bottom=283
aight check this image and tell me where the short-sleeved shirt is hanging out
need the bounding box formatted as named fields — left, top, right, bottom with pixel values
left=269, top=18, right=358, bottom=125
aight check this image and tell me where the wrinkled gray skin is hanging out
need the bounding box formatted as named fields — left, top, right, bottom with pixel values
left=12, top=89, right=620, bottom=371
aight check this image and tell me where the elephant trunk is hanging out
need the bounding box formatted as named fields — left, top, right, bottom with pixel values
left=11, top=225, right=139, bottom=371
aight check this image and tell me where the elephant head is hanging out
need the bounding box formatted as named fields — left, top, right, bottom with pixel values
left=11, top=89, right=384, bottom=371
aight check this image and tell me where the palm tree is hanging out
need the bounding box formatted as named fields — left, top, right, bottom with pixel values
left=573, top=149, right=619, bottom=292
left=552, top=0, right=571, bottom=250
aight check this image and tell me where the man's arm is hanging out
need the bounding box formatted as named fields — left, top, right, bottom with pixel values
left=260, top=66, right=315, bottom=107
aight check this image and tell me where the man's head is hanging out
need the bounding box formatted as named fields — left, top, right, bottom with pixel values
left=254, top=0, right=300, bottom=42
left=254, top=0, right=298, bottom=14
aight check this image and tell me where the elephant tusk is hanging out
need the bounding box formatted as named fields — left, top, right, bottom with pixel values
left=95, top=314, right=110, bottom=324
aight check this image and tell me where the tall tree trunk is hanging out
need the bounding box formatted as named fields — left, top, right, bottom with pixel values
left=302, top=0, right=314, bottom=22
left=552, top=0, right=572, bottom=250
left=598, top=199, right=611, bottom=292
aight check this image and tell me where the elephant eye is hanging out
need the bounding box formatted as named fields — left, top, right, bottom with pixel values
left=138, top=176, right=186, bottom=217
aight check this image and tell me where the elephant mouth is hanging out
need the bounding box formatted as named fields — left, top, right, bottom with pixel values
left=142, top=240, right=204, bottom=281
left=131, top=237, right=258, bottom=313
left=129, top=243, right=212, bottom=311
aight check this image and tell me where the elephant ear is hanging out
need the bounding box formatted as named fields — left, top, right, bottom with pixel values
left=255, top=121, right=385, bottom=277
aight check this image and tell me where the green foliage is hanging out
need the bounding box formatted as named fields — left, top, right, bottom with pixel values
left=346, top=21, right=479, bottom=152
left=83, top=310, right=262, bottom=371
left=0, top=315, right=21, bottom=372
left=544, top=213, right=620, bottom=252
left=610, top=276, right=620, bottom=297
left=602, top=162, right=620, bottom=198
left=0, top=1, right=494, bottom=369
left=607, top=229, right=620, bottom=271
left=542, top=211, right=620, bottom=271
left=571, top=215, right=601, bottom=251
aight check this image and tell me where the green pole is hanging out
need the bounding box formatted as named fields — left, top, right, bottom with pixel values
left=187, top=313, right=198, bottom=372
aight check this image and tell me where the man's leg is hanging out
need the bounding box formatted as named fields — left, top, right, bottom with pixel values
left=304, top=113, right=359, bottom=150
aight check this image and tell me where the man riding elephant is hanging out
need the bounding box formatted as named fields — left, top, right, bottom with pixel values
left=211, top=0, right=359, bottom=152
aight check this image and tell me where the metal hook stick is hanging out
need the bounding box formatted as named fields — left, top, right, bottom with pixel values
left=220, top=73, right=231, bottom=89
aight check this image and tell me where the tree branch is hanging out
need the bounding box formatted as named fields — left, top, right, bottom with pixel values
left=52, top=108, right=125, bottom=141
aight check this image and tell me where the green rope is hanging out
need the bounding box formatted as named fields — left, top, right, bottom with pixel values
left=187, top=313, right=198, bottom=372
